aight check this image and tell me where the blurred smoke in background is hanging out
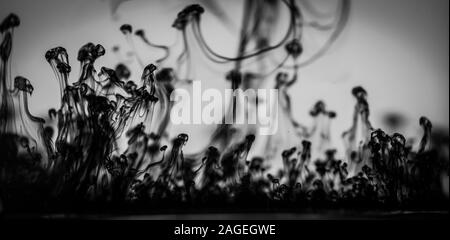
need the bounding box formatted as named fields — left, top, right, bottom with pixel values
left=0, top=0, right=448, bottom=155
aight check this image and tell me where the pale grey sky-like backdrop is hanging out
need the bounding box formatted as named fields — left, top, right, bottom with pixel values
left=0, top=0, right=448, bottom=153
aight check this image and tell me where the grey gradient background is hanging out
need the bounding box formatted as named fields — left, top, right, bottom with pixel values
left=0, top=0, right=448, bottom=154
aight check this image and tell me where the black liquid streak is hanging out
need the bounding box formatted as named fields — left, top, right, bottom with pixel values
left=0, top=1, right=448, bottom=216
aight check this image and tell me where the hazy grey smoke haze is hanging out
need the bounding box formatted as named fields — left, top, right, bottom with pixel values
left=0, top=0, right=448, bottom=154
